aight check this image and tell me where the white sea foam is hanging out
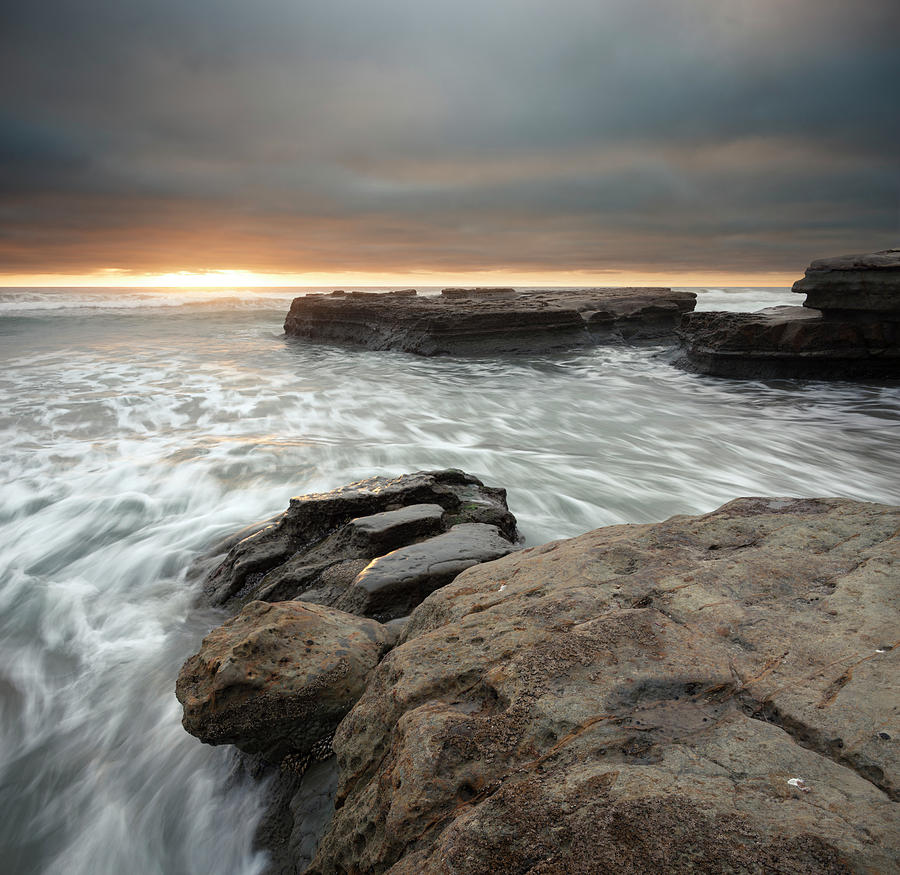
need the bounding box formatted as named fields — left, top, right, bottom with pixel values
left=0, top=287, right=306, bottom=314
left=0, top=288, right=897, bottom=873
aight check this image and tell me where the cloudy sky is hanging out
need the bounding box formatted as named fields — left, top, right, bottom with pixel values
left=1, top=0, right=897, bottom=285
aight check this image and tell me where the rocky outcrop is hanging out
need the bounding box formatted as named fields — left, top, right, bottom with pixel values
left=441, top=288, right=516, bottom=299
left=679, top=250, right=900, bottom=379
left=176, top=600, right=391, bottom=763
left=283, top=288, right=697, bottom=356
left=308, top=497, right=899, bottom=873
left=793, top=249, right=900, bottom=313
left=203, top=470, right=518, bottom=610
left=181, top=469, right=520, bottom=870
left=679, top=306, right=899, bottom=379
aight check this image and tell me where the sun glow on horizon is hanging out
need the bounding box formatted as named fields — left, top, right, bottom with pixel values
left=0, top=266, right=800, bottom=289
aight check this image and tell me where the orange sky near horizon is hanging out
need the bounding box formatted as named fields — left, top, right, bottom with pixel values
left=0, top=268, right=801, bottom=289
left=3, top=2, right=895, bottom=296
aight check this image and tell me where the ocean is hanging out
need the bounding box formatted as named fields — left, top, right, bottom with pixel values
left=1, top=286, right=898, bottom=874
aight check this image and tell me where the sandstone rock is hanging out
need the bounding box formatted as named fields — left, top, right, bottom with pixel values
left=793, top=249, right=900, bottom=313
left=182, top=470, right=520, bottom=871
left=176, top=600, right=391, bottom=763
left=309, top=497, right=899, bottom=873
left=679, top=306, right=899, bottom=379
left=283, top=288, right=696, bottom=356
left=203, top=470, right=517, bottom=608
left=336, top=523, right=518, bottom=621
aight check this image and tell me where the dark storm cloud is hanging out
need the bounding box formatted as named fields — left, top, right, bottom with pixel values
left=0, top=0, right=897, bottom=276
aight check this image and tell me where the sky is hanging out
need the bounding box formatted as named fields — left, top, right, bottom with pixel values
left=1, top=0, right=897, bottom=287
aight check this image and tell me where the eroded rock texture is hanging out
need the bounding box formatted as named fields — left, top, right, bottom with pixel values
left=679, top=250, right=900, bottom=379
left=203, top=470, right=518, bottom=610
left=679, top=306, right=899, bottom=379
left=283, top=288, right=697, bottom=356
left=181, top=469, right=520, bottom=869
left=794, top=249, right=900, bottom=314
left=309, top=497, right=899, bottom=874
left=176, top=600, right=391, bottom=763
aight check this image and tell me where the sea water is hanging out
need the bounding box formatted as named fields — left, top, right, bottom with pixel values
left=1, top=286, right=898, bottom=874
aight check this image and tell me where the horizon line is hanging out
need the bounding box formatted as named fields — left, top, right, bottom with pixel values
left=0, top=268, right=801, bottom=289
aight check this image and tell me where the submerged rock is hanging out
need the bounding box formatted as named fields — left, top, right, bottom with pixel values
left=283, top=287, right=696, bottom=356
left=309, top=497, right=899, bottom=873
left=679, top=250, right=900, bottom=379
left=176, top=600, right=391, bottom=763
left=203, top=469, right=517, bottom=609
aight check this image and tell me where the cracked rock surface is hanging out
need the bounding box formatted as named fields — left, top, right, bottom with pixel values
left=309, top=497, right=899, bottom=874
left=180, top=469, right=519, bottom=869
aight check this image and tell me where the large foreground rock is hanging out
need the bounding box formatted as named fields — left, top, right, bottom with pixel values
left=309, top=497, right=899, bottom=873
left=283, top=288, right=696, bottom=356
left=176, top=600, right=391, bottom=763
left=183, top=469, right=518, bottom=869
left=679, top=250, right=900, bottom=379
left=203, top=470, right=517, bottom=609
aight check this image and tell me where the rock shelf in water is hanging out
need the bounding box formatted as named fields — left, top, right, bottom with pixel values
left=178, top=485, right=899, bottom=873
left=679, top=249, right=900, bottom=379
left=283, top=287, right=697, bottom=356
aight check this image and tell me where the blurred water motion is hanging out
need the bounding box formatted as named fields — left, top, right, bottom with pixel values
left=0, top=286, right=897, bottom=874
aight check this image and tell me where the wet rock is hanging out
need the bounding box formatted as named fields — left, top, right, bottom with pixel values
left=793, top=249, right=900, bottom=314
left=283, top=288, right=696, bottom=356
left=176, top=600, right=391, bottom=763
left=343, top=503, right=445, bottom=554
left=336, top=523, right=518, bottom=621
left=309, top=497, right=900, bottom=873
left=182, top=470, right=521, bottom=871
left=203, top=470, right=517, bottom=608
left=441, top=287, right=517, bottom=298
left=253, top=755, right=341, bottom=875
left=679, top=250, right=900, bottom=379
left=679, top=306, right=899, bottom=379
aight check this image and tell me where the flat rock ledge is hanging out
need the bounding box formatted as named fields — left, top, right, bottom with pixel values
left=283, top=287, right=697, bottom=356
left=679, top=249, right=900, bottom=379
left=307, top=496, right=899, bottom=874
